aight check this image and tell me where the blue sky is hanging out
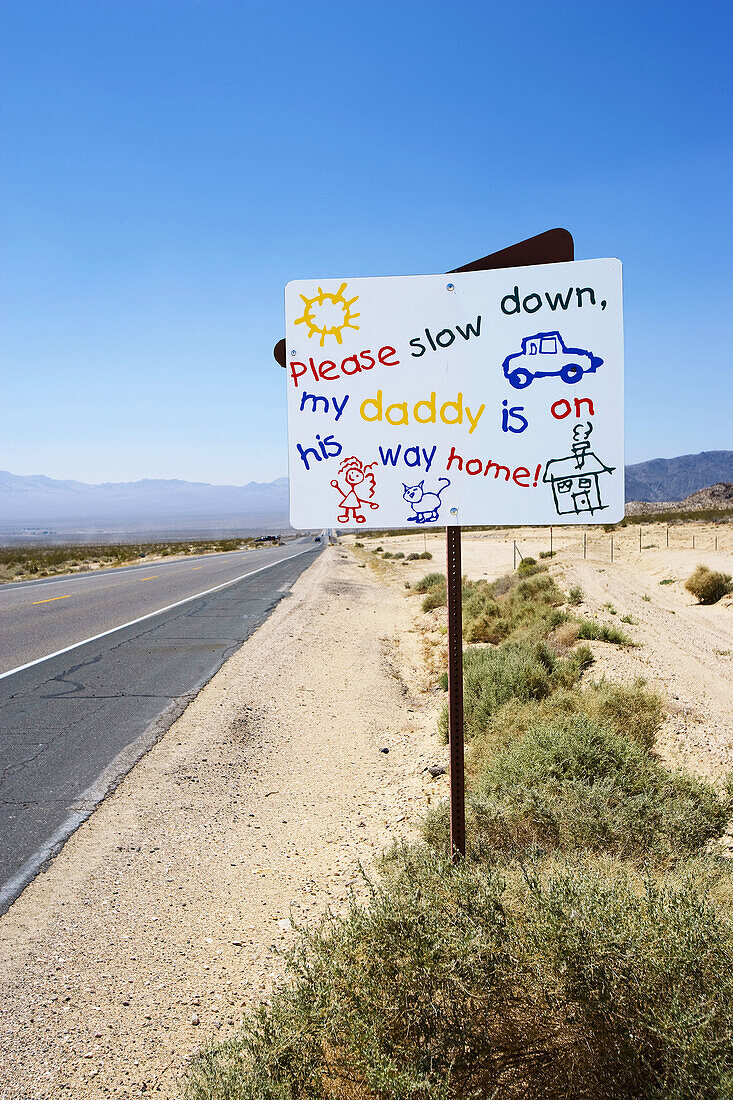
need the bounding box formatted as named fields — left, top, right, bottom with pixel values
left=1, top=0, right=731, bottom=485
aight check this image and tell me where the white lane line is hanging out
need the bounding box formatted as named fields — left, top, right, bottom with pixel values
left=0, top=546, right=316, bottom=682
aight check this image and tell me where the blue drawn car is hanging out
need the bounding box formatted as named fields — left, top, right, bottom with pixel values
left=502, top=331, right=603, bottom=389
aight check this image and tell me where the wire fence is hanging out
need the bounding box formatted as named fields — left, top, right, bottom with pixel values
left=511, top=523, right=732, bottom=567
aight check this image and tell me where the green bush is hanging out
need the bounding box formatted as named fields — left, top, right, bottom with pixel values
left=582, top=678, right=664, bottom=749
left=438, top=641, right=587, bottom=743
left=426, top=717, right=731, bottom=864
left=465, top=678, right=660, bottom=771
left=393, top=551, right=405, bottom=559
left=407, top=552, right=420, bottom=560
left=568, top=585, right=584, bottom=605
left=419, top=550, right=433, bottom=560
left=412, top=571, right=445, bottom=593
left=685, top=565, right=733, bottom=605
left=186, top=846, right=733, bottom=1100
left=461, top=573, right=567, bottom=646
left=422, top=586, right=447, bottom=612
left=353, top=541, right=364, bottom=548
left=517, top=556, right=547, bottom=577
left=576, top=617, right=635, bottom=645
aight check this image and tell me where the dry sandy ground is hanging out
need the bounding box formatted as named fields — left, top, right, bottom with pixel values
left=2, top=522, right=732, bottom=1099
left=0, top=548, right=447, bottom=1099
left=355, top=521, right=733, bottom=782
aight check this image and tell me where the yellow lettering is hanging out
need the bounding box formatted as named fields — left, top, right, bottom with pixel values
left=360, top=391, right=383, bottom=422
left=413, top=392, right=437, bottom=424
left=440, top=392, right=463, bottom=426
left=385, top=402, right=409, bottom=426
left=465, top=403, right=486, bottom=434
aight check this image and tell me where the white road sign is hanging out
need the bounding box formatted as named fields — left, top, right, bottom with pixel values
left=285, top=258, right=623, bottom=529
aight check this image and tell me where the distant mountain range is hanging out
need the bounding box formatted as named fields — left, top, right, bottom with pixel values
left=625, top=451, right=733, bottom=503
left=0, top=471, right=290, bottom=538
left=0, top=451, right=730, bottom=540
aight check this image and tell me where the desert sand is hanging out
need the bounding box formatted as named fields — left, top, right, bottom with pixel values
left=0, top=522, right=731, bottom=1098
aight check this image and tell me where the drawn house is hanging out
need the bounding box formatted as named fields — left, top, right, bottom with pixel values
left=543, top=428, right=615, bottom=517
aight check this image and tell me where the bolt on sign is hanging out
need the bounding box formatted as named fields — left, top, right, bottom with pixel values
left=285, top=259, right=623, bottom=529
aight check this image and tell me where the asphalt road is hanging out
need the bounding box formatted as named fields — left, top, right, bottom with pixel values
left=0, top=539, right=323, bottom=912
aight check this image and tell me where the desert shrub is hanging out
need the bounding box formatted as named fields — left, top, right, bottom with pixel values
left=519, top=853, right=733, bottom=1100
left=427, top=717, right=731, bottom=864
left=186, top=846, right=733, bottom=1100
left=539, top=549, right=555, bottom=559
left=353, top=541, right=364, bottom=548
left=513, top=573, right=562, bottom=603
left=549, top=620, right=580, bottom=651
left=491, top=573, right=516, bottom=598
left=464, top=610, right=510, bottom=644
left=685, top=565, right=733, bottom=605
left=412, top=571, right=445, bottom=593
left=460, top=573, right=567, bottom=647
left=392, top=551, right=405, bottom=559
left=382, top=551, right=394, bottom=559
left=419, top=550, right=433, bottom=559
left=438, top=641, right=588, bottom=743
left=422, top=587, right=447, bottom=612
left=466, top=676, right=660, bottom=774
left=583, top=679, right=663, bottom=749
left=568, top=585, right=584, bottom=605
left=407, top=552, right=420, bottom=560
left=517, top=556, right=547, bottom=577
left=576, top=617, right=635, bottom=645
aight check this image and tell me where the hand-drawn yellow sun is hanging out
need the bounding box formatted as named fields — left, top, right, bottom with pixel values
left=294, top=282, right=360, bottom=347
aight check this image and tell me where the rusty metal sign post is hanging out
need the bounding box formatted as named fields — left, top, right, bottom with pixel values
left=443, top=229, right=575, bottom=861
left=276, top=228, right=576, bottom=865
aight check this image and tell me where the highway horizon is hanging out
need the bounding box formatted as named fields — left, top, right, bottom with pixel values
left=0, top=539, right=315, bottom=676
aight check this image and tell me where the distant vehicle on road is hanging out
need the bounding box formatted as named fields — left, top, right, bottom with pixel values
left=502, top=331, right=603, bottom=389
left=314, top=536, right=321, bottom=542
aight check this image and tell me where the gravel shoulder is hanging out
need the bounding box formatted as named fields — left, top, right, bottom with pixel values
left=0, top=547, right=447, bottom=1099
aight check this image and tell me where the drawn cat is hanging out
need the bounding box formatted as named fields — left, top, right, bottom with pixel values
left=402, top=478, right=451, bottom=524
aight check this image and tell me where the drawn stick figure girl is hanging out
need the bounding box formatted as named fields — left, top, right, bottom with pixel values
left=330, top=456, right=379, bottom=524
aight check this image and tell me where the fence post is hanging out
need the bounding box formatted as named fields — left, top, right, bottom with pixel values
left=583, top=532, right=587, bottom=559
left=639, top=526, right=642, bottom=552
left=611, top=536, right=614, bottom=562
left=550, top=526, right=553, bottom=557
left=513, top=540, right=517, bottom=570
left=666, top=525, right=669, bottom=548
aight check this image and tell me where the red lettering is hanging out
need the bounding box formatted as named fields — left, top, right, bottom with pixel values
left=359, top=350, right=375, bottom=369
left=319, top=360, right=338, bottom=381
left=446, top=446, right=463, bottom=472
left=551, top=399, right=572, bottom=419
left=308, top=357, right=320, bottom=382
left=289, top=360, right=308, bottom=388
left=445, top=450, right=536, bottom=487
left=574, top=397, right=595, bottom=416
left=483, top=461, right=511, bottom=481
left=378, top=345, right=399, bottom=366
left=341, top=354, right=361, bottom=375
